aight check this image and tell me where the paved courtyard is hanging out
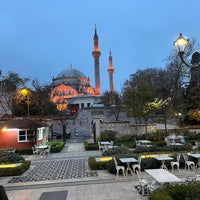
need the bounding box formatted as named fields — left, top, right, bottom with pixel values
left=9, top=158, right=98, bottom=183
left=1, top=142, right=197, bottom=200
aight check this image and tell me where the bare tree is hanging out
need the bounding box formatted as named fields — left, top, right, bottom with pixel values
left=101, top=91, right=123, bottom=121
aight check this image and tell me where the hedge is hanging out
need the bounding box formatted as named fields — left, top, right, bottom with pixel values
left=0, top=151, right=25, bottom=163
left=48, top=141, right=65, bottom=153
left=88, top=157, right=109, bottom=170
left=84, top=141, right=99, bottom=151
left=0, top=160, right=31, bottom=176
left=150, top=183, right=200, bottom=200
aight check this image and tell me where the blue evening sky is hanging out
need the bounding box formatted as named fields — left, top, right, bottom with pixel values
left=0, top=0, right=200, bottom=92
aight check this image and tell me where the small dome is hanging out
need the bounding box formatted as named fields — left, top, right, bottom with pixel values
left=56, top=68, right=87, bottom=78
left=50, top=84, right=78, bottom=100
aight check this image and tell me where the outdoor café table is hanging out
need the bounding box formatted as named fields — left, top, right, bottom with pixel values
left=36, top=144, right=48, bottom=155
left=155, top=156, right=173, bottom=170
left=190, top=153, right=200, bottom=168
left=100, top=141, right=111, bottom=150
left=137, top=140, right=152, bottom=147
left=119, top=157, right=138, bottom=175
left=100, top=141, right=111, bottom=145
left=145, top=169, right=183, bottom=185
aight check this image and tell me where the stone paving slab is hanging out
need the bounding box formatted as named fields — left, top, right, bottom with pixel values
left=39, top=190, right=68, bottom=200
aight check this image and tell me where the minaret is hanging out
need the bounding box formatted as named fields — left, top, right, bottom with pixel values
left=92, top=25, right=101, bottom=96
left=107, top=50, right=114, bottom=93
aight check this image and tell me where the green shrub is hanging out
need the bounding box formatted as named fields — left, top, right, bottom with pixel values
left=100, top=130, right=116, bottom=141
left=114, top=140, right=135, bottom=148
left=49, top=142, right=65, bottom=153
left=84, top=141, right=99, bottom=151
left=140, top=157, right=160, bottom=170
left=16, top=148, right=32, bottom=155
left=134, top=143, right=192, bottom=154
left=0, top=160, right=31, bottom=176
left=150, top=183, right=200, bottom=200
left=166, top=183, right=200, bottom=200
left=152, top=141, right=166, bottom=147
left=88, top=157, right=108, bottom=170
left=102, top=146, right=132, bottom=157
left=118, top=134, right=135, bottom=141
left=106, top=159, right=116, bottom=174
left=0, top=151, right=25, bottom=164
left=150, top=190, right=172, bottom=200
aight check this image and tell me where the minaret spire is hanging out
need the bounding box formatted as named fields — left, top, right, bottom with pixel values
left=92, top=25, right=101, bottom=96
left=107, top=49, right=114, bottom=93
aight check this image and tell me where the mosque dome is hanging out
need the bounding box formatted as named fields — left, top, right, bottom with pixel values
left=50, top=84, right=78, bottom=101
left=56, top=68, right=87, bottom=78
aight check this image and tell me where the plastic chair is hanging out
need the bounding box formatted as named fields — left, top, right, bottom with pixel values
left=32, top=146, right=39, bottom=155
left=132, top=156, right=141, bottom=173
left=182, top=153, right=195, bottom=170
left=170, top=153, right=181, bottom=172
left=113, top=157, right=125, bottom=177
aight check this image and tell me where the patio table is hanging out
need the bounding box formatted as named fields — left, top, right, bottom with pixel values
left=100, top=141, right=112, bottom=151
left=119, top=157, right=138, bottom=175
left=145, top=169, right=183, bottom=185
left=155, top=156, right=173, bottom=170
left=137, top=140, right=152, bottom=147
left=36, top=144, right=49, bottom=155
left=100, top=141, right=111, bottom=145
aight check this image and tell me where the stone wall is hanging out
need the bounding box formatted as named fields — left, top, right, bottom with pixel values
left=94, top=119, right=156, bottom=139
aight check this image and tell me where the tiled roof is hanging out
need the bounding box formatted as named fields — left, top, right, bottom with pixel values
left=0, top=119, right=48, bottom=129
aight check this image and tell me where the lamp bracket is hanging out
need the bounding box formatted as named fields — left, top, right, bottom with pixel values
left=179, top=52, right=193, bottom=67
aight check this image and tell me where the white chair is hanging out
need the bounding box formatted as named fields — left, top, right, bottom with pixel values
left=170, top=153, right=181, bottom=172
left=110, top=140, right=114, bottom=146
left=182, top=153, right=195, bottom=170
left=98, top=141, right=104, bottom=151
left=135, top=139, right=141, bottom=147
left=136, top=170, right=150, bottom=196
left=113, top=157, right=125, bottom=177
left=132, top=156, right=141, bottom=173
left=44, top=145, right=51, bottom=155
left=147, top=179, right=161, bottom=193
left=193, top=141, right=200, bottom=150
left=32, top=146, right=39, bottom=155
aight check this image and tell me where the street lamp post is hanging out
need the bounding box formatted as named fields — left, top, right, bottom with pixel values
left=173, top=33, right=200, bottom=124
left=162, top=98, right=171, bottom=137
left=163, top=104, right=167, bottom=136
left=174, top=33, right=200, bottom=94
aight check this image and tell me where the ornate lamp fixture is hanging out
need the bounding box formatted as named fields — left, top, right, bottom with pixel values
left=173, top=33, right=191, bottom=67
left=174, top=33, right=200, bottom=68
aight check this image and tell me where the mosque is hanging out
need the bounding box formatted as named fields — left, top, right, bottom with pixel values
left=50, top=27, right=115, bottom=111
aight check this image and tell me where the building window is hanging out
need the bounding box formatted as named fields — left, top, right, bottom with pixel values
left=18, top=129, right=34, bottom=142
left=37, top=128, right=43, bottom=140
